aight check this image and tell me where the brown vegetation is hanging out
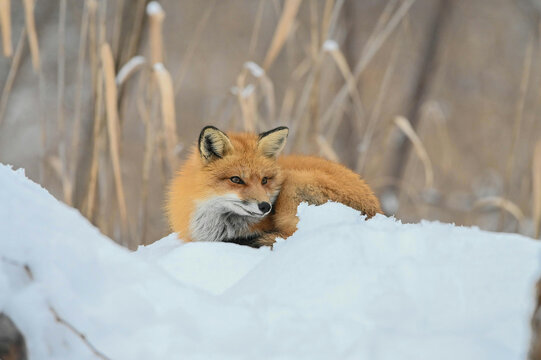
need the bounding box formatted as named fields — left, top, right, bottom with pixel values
left=0, top=0, right=539, bottom=248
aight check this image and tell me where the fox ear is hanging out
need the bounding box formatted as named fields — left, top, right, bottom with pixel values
left=257, top=126, right=289, bottom=158
left=198, top=126, right=233, bottom=163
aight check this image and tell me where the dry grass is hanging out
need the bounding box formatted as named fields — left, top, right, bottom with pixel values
left=263, top=0, right=303, bottom=70
left=101, top=42, right=128, bottom=240
left=533, top=141, right=541, bottom=238
left=153, top=62, right=179, bottom=175
left=0, top=0, right=540, bottom=246
left=0, top=0, right=12, bottom=57
left=22, top=0, right=39, bottom=72
left=394, top=116, right=434, bottom=189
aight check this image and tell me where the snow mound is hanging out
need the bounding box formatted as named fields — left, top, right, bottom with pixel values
left=0, top=163, right=540, bottom=359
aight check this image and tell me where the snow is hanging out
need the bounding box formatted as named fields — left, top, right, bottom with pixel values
left=323, top=39, right=339, bottom=52
left=0, top=163, right=540, bottom=359
left=146, top=1, right=164, bottom=16
left=230, top=84, right=255, bottom=98
left=244, top=61, right=265, bottom=78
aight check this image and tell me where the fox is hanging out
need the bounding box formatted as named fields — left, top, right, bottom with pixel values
left=166, top=125, right=382, bottom=248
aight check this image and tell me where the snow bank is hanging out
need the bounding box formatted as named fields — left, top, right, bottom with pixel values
left=0, top=163, right=540, bottom=359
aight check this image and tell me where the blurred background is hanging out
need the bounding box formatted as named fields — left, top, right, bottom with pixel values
left=0, top=0, right=540, bottom=248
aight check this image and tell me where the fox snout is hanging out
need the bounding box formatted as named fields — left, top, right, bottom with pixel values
left=239, top=198, right=272, bottom=216
left=258, top=201, right=271, bottom=214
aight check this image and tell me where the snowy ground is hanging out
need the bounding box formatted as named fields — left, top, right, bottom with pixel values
left=0, top=163, right=540, bottom=360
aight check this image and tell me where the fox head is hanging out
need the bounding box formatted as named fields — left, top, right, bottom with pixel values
left=196, top=125, right=289, bottom=220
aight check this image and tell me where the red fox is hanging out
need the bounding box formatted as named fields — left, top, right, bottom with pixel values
left=166, top=126, right=382, bottom=247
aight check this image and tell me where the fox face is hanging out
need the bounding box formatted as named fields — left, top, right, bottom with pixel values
left=189, top=126, right=289, bottom=242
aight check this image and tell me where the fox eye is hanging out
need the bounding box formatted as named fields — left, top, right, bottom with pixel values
left=230, top=176, right=244, bottom=184
left=261, top=177, right=268, bottom=185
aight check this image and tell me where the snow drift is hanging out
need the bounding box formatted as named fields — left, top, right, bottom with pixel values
left=0, top=163, right=540, bottom=359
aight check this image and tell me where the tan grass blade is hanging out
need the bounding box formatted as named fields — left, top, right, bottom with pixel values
left=244, top=61, right=276, bottom=125
left=316, top=135, right=339, bottom=162
left=533, top=141, right=541, bottom=238
left=111, top=0, right=125, bottom=56
left=174, top=0, right=215, bottom=95
left=57, top=0, right=66, bottom=133
left=87, top=0, right=98, bottom=91
left=153, top=63, right=179, bottom=173
left=137, top=94, right=154, bottom=245
left=0, top=0, right=12, bottom=57
left=84, top=68, right=104, bottom=220
left=474, top=196, right=525, bottom=224
left=263, top=0, right=303, bottom=70
left=47, top=151, right=72, bottom=206
left=146, top=1, right=164, bottom=65
left=506, top=37, right=533, bottom=190
left=322, top=0, right=344, bottom=40
left=116, top=55, right=146, bottom=87
left=323, top=41, right=365, bottom=140
left=235, top=83, right=257, bottom=132
left=394, top=116, right=434, bottom=188
left=321, top=0, right=335, bottom=40
left=357, top=34, right=401, bottom=172
left=120, top=0, right=146, bottom=66
left=248, top=0, right=265, bottom=58
left=0, top=28, right=24, bottom=126
left=70, top=0, right=90, bottom=200
left=100, top=42, right=128, bottom=233
left=321, top=0, right=416, bottom=128
left=22, top=0, right=40, bottom=72
left=56, top=0, right=69, bottom=204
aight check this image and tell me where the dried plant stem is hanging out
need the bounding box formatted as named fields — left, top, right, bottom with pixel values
left=316, top=135, right=339, bottom=162
left=394, top=116, right=434, bottom=188
left=88, top=0, right=98, bottom=93
left=307, top=0, right=321, bottom=149
left=236, top=85, right=257, bottom=132
left=153, top=63, right=178, bottom=175
left=324, top=0, right=344, bottom=39
left=85, top=69, right=104, bottom=219
left=120, top=0, right=146, bottom=66
left=473, top=197, right=525, bottom=225
left=100, top=43, right=128, bottom=235
left=324, top=43, right=365, bottom=142
left=57, top=0, right=66, bottom=133
left=22, top=0, right=40, bottom=72
left=0, top=28, right=24, bottom=127
left=174, top=0, right=215, bottom=95
left=56, top=0, right=71, bottom=205
left=137, top=88, right=154, bottom=245
left=533, top=141, right=541, bottom=238
left=357, top=34, right=401, bottom=172
left=321, top=0, right=416, bottom=128
left=49, top=306, right=111, bottom=360
left=363, top=0, right=398, bottom=53
left=147, top=1, right=164, bottom=65
left=116, top=55, right=146, bottom=87
left=321, top=0, right=335, bottom=41
left=70, top=0, right=90, bottom=202
left=248, top=0, right=265, bottom=59
left=290, top=70, right=316, bottom=150
left=244, top=61, right=276, bottom=125
left=263, top=0, right=303, bottom=70
left=498, top=37, right=534, bottom=230
left=111, top=0, right=125, bottom=57
left=506, top=37, right=533, bottom=193
left=0, top=0, right=12, bottom=57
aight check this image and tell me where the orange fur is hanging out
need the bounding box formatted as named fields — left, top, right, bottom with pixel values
left=166, top=128, right=381, bottom=247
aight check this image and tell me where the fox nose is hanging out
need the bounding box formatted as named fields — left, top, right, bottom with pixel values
left=258, top=202, right=271, bottom=214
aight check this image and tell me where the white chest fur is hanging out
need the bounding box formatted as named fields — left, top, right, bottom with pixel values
left=190, top=194, right=261, bottom=242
